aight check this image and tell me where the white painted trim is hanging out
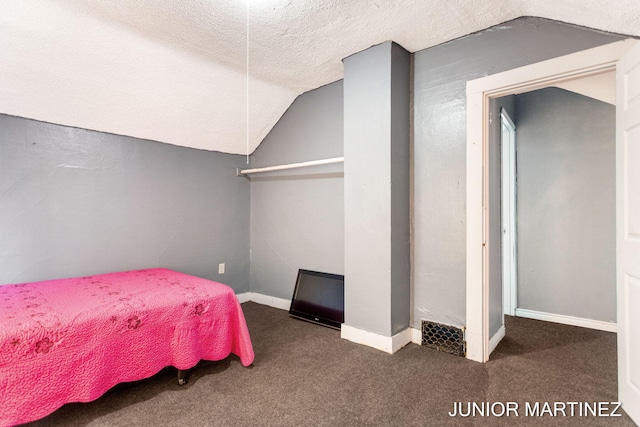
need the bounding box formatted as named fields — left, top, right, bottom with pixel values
left=488, top=324, right=506, bottom=356
left=236, top=292, right=291, bottom=310
left=501, top=108, right=517, bottom=317
left=241, top=291, right=419, bottom=352
left=500, top=108, right=516, bottom=130
left=391, top=328, right=412, bottom=353
left=466, top=40, right=636, bottom=98
left=341, top=324, right=411, bottom=354
left=247, top=292, right=291, bottom=311
left=515, top=308, right=617, bottom=333
left=235, top=292, right=252, bottom=304
left=466, top=78, right=488, bottom=363
left=466, top=39, right=637, bottom=363
left=410, top=327, right=422, bottom=345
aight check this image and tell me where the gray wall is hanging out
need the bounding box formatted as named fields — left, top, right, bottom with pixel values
left=249, top=81, right=344, bottom=300
left=249, top=17, right=624, bottom=332
left=0, top=114, right=250, bottom=291
left=412, top=17, right=624, bottom=329
left=2, top=17, right=624, bottom=333
left=515, top=88, right=616, bottom=322
left=488, top=95, right=516, bottom=337
left=343, top=42, right=410, bottom=336
left=389, top=44, right=411, bottom=335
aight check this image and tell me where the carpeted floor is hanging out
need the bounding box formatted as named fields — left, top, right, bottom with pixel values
left=26, top=302, right=635, bottom=426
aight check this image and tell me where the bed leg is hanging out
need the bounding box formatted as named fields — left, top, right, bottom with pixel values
left=177, top=369, right=188, bottom=386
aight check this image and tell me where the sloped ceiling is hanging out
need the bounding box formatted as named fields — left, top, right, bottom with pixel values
left=554, top=71, right=616, bottom=105
left=0, top=0, right=638, bottom=154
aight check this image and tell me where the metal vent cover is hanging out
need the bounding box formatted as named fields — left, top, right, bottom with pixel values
left=421, top=320, right=465, bottom=357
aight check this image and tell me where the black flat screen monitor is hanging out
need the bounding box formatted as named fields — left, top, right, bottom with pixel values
left=289, top=269, right=344, bottom=330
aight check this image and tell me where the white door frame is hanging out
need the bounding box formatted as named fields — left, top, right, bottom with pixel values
left=501, top=108, right=517, bottom=318
left=465, top=39, right=638, bottom=363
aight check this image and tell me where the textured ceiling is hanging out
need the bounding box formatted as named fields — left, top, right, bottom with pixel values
left=0, top=0, right=638, bottom=154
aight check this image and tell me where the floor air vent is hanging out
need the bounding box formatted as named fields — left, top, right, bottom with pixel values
left=421, top=320, right=465, bottom=357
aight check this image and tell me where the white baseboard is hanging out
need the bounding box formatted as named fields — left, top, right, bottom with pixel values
left=514, top=308, right=617, bottom=333
left=488, top=324, right=506, bottom=355
left=238, top=291, right=419, bottom=353
left=341, top=324, right=411, bottom=354
left=410, top=327, right=422, bottom=345
left=236, top=292, right=291, bottom=311
left=250, top=293, right=291, bottom=310
left=235, top=292, right=251, bottom=304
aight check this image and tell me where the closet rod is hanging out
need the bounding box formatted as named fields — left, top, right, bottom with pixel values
left=237, top=156, right=344, bottom=176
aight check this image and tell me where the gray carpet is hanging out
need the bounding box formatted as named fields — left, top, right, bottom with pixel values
left=26, top=302, right=635, bottom=426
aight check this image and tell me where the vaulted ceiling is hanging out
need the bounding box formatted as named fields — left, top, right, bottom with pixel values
left=1, top=1, right=638, bottom=154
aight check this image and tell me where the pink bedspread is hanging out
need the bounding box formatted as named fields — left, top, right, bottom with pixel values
left=0, top=268, right=254, bottom=426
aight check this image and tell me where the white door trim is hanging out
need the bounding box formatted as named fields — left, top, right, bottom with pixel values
left=465, top=39, right=638, bottom=363
left=501, top=108, right=517, bottom=318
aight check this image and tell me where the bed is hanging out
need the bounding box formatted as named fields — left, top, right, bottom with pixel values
left=0, top=268, right=254, bottom=426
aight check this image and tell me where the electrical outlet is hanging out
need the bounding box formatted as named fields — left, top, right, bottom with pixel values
left=218, top=263, right=225, bottom=274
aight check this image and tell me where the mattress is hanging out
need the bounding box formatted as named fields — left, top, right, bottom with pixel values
left=0, top=268, right=254, bottom=425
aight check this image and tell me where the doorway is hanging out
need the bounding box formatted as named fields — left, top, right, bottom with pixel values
left=495, top=84, right=616, bottom=347
left=467, top=38, right=640, bottom=424
left=465, top=39, right=636, bottom=363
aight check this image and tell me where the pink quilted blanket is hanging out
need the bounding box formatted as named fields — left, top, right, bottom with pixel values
left=0, top=268, right=254, bottom=426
